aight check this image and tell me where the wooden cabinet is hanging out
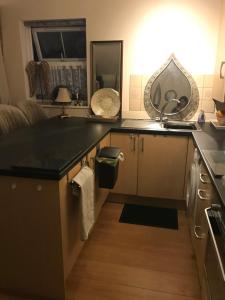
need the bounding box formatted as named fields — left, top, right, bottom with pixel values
left=110, top=133, right=138, bottom=195
left=201, top=267, right=210, bottom=300
left=138, top=134, right=188, bottom=199
left=111, top=132, right=189, bottom=200
left=0, top=134, right=110, bottom=300
left=0, top=176, right=66, bottom=300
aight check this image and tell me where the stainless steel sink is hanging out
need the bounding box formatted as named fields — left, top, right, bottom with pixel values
left=121, top=119, right=199, bottom=130
left=121, top=120, right=164, bottom=130
left=163, top=121, right=198, bottom=130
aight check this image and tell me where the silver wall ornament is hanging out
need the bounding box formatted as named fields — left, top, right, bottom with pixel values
left=144, top=54, right=199, bottom=120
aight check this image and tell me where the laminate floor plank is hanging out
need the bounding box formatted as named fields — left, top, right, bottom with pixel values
left=66, top=202, right=201, bottom=300
left=68, top=259, right=200, bottom=298
left=79, top=242, right=198, bottom=277
left=0, top=202, right=201, bottom=300
left=67, top=277, right=200, bottom=300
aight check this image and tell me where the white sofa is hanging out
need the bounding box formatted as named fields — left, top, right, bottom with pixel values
left=0, top=101, right=47, bottom=136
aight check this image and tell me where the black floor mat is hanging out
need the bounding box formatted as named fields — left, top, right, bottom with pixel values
left=119, top=204, right=178, bottom=230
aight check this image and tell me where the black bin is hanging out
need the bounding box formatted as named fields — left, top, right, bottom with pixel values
left=96, top=147, right=121, bottom=189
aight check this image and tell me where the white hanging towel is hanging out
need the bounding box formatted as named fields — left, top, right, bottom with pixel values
left=72, top=166, right=95, bottom=240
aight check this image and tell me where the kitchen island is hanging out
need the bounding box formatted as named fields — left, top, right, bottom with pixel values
left=0, top=117, right=112, bottom=300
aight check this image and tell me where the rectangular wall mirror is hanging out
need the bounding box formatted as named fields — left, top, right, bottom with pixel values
left=90, top=40, right=123, bottom=115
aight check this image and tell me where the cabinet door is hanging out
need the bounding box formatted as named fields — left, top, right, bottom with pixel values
left=111, top=132, right=138, bottom=195
left=138, top=134, right=188, bottom=199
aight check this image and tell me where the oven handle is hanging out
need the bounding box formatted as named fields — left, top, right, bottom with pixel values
left=205, top=207, right=225, bottom=282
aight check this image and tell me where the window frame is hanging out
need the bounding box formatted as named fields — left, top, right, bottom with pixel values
left=32, top=26, right=86, bottom=61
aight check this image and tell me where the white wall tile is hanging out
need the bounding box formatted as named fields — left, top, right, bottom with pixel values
left=202, top=99, right=215, bottom=113
left=203, top=74, right=214, bottom=87
left=129, top=75, right=142, bottom=87
left=193, top=75, right=204, bottom=87
left=202, top=87, right=213, bottom=100
left=129, top=86, right=141, bottom=111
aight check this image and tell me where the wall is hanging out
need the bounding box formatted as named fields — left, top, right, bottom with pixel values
left=0, top=0, right=222, bottom=120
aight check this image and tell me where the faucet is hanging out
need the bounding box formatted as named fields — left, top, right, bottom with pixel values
left=159, top=98, right=180, bottom=122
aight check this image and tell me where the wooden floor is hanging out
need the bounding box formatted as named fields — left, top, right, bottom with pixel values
left=0, top=202, right=201, bottom=300
left=66, top=202, right=201, bottom=300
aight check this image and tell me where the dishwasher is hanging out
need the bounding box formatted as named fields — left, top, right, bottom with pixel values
left=204, top=201, right=225, bottom=300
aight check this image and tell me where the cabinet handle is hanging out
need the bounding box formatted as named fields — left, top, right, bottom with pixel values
left=129, top=134, right=136, bottom=152
left=192, top=189, right=206, bottom=240
left=197, top=189, right=209, bottom=201
left=133, top=136, right=136, bottom=152
left=194, top=225, right=205, bottom=239
left=200, top=173, right=210, bottom=184
left=141, top=137, right=144, bottom=152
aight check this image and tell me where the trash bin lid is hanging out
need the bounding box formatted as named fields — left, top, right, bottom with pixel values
left=98, top=147, right=121, bottom=159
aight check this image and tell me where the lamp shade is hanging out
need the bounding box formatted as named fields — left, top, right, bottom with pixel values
left=55, top=87, right=71, bottom=103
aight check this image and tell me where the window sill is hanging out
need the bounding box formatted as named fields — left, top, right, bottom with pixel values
left=40, top=104, right=89, bottom=109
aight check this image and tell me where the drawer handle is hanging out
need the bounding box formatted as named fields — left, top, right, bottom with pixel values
left=197, top=189, right=209, bottom=200
left=200, top=173, right=210, bottom=184
left=194, top=225, right=205, bottom=239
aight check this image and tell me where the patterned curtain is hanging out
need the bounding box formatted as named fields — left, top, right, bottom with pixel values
left=36, top=63, right=87, bottom=105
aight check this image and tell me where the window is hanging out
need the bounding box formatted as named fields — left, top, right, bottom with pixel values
left=25, top=19, right=87, bottom=106
left=32, top=27, right=86, bottom=60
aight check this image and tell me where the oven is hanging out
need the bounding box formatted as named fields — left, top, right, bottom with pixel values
left=204, top=202, right=225, bottom=300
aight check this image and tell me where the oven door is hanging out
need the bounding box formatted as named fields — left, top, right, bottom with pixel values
left=205, top=207, right=225, bottom=300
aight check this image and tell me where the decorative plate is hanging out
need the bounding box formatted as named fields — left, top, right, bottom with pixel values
left=91, top=88, right=120, bottom=117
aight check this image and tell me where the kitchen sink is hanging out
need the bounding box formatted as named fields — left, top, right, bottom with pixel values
left=163, top=121, right=198, bottom=130
left=121, top=119, right=199, bottom=130
left=121, top=119, right=164, bottom=130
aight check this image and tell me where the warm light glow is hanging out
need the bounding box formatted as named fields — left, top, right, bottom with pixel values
left=132, top=4, right=217, bottom=75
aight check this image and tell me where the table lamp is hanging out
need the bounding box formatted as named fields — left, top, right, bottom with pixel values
left=55, top=87, right=72, bottom=118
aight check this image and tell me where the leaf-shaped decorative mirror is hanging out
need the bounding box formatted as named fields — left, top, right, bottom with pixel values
left=144, top=54, right=199, bottom=120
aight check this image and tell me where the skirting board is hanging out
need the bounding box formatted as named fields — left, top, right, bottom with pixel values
left=106, top=193, right=186, bottom=210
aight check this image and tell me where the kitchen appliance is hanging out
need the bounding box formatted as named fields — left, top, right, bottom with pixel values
left=186, top=148, right=201, bottom=218
left=187, top=150, right=213, bottom=284
left=204, top=201, right=225, bottom=300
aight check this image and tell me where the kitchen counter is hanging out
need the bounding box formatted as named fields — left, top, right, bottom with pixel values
left=0, top=116, right=225, bottom=207
left=0, top=117, right=111, bottom=179
left=0, top=117, right=195, bottom=180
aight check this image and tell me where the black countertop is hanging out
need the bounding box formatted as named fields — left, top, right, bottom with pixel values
left=1, top=116, right=225, bottom=208
left=0, top=117, right=112, bottom=179
left=0, top=117, right=196, bottom=180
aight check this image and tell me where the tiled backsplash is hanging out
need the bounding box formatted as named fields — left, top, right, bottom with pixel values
left=129, top=74, right=215, bottom=117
